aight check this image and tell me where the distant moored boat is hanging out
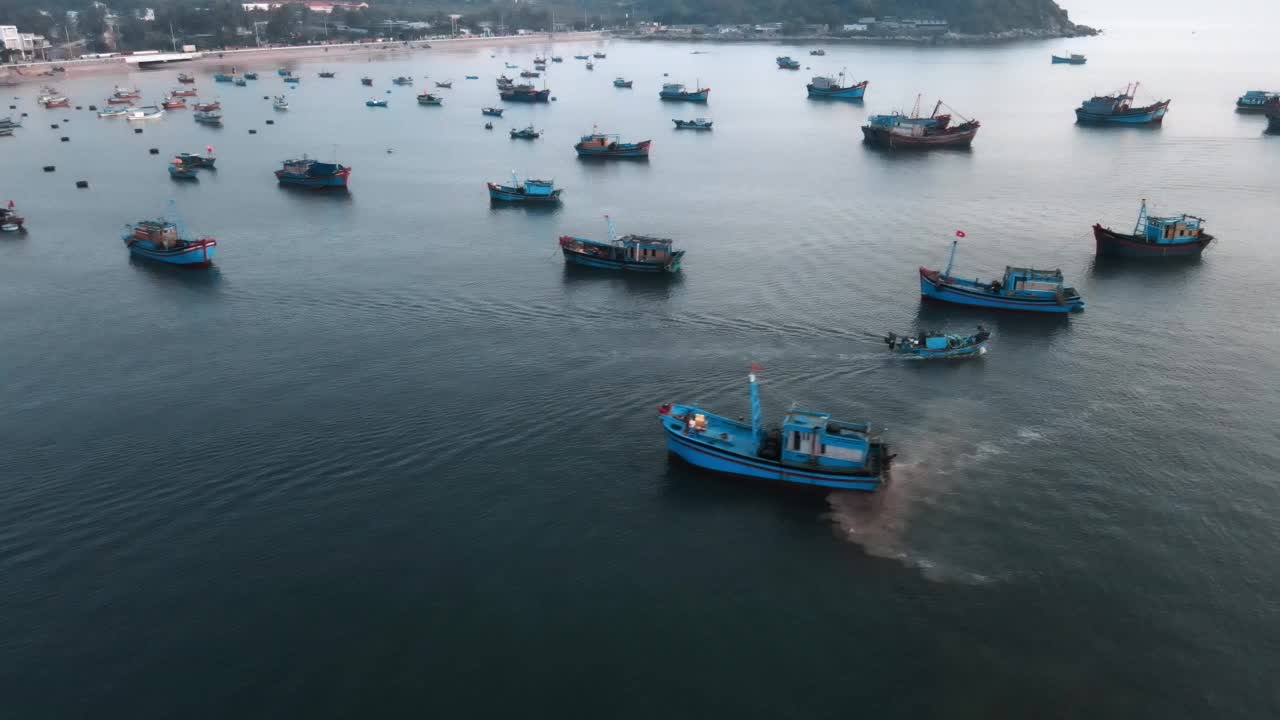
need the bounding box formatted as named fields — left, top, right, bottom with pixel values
left=574, top=129, right=651, bottom=158
left=776, top=56, right=801, bottom=69
left=487, top=172, right=561, bottom=203
left=861, top=98, right=979, bottom=149
left=659, top=82, right=709, bottom=102
left=1051, top=53, right=1087, bottom=64
left=673, top=118, right=713, bottom=130
left=885, top=327, right=990, bottom=359
left=559, top=217, right=682, bottom=272
left=807, top=71, right=868, bottom=100
left=1236, top=90, right=1280, bottom=113
left=1075, top=83, right=1169, bottom=125
left=500, top=83, right=551, bottom=103
left=274, top=156, right=351, bottom=188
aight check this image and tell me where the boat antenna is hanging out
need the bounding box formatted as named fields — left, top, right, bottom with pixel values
left=605, top=214, right=618, bottom=244
left=911, top=93, right=921, bottom=118
left=944, top=238, right=959, bottom=277
left=748, top=362, right=763, bottom=439
left=1134, top=198, right=1148, bottom=235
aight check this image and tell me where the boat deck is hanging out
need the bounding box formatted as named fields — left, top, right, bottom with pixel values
left=665, top=404, right=762, bottom=456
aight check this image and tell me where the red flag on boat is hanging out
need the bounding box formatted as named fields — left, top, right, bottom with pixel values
left=207, top=145, right=214, bottom=154
left=955, top=230, right=966, bottom=238
left=749, top=361, right=764, bottom=372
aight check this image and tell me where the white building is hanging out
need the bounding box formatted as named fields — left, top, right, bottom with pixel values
left=1, top=25, right=52, bottom=61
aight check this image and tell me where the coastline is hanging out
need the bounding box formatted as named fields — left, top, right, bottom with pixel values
left=612, top=26, right=1099, bottom=47
left=0, top=31, right=604, bottom=84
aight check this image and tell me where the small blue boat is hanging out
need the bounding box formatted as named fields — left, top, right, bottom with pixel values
left=243, top=72, right=258, bottom=80
left=481, top=106, right=504, bottom=116
left=487, top=172, right=561, bottom=203
left=807, top=71, right=867, bottom=100
left=274, top=156, right=351, bottom=188
left=365, top=98, right=388, bottom=107
left=214, top=73, right=234, bottom=82
left=658, top=369, right=892, bottom=491
left=123, top=218, right=216, bottom=265
left=509, top=125, right=540, bottom=139
left=559, top=217, right=682, bottom=272
left=613, top=77, right=633, bottom=88
left=1075, top=83, right=1169, bottom=125
left=659, top=82, right=710, bottom=102
left=885, top=327, right=991, bottom=359
left=277, top=68, right=289, bottom=76
left=673, top=118, right=713, bottom=130
left=233, top=77, right=247, bottom=86
left=1236, top=90, right=1280, bottom=113
left=283, top=75, right=300, bottom=84
left=1051, top=53, right=1086, bottom=64
left=776, top=56, right=801, bottom=70
left=919, top=240, right=1085, bottom=313
left=168, top=162, right=199, bottom=180
left=465, top=75, right=479, bottom=79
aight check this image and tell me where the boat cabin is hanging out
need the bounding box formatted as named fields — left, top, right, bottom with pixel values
left=662, top=83, right=686, bottom=93
left=1142, top=214, right=1204, bottom=244
left=1080, top=93, right=1132, bottom=114
left=1238, top=90, right=1279, bottom=108
left=779, top=409, right=872, bottom=472
left=133, top=220, right=180, bottom=248
left=999, top=266, right=1067, bottom=297
left=519, top=179, right=556, bottom=197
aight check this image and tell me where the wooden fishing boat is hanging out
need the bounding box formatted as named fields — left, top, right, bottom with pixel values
left=776, top=56, right=801, bottom=69
left=168, top=162, right=199, bottom=180
left=862, top=98, right=979, bottom=149
left=392, top=76, right=413, bottom=85
left=807, top=71, right=868, bottom=100
left=481, top=106, right=504, bottom=116
left=500, top=83, right=551, bottom=103
left=659, top=82, right=710, bottom=102
left=40, top=95, right=71, bottom=108
left=574, top=130, right=651, bottom=158
left=510, top=125, right=541, bottom=139
left=487, top=172, right=561, bottom=203
left=194, top=109, right=222, bottom=125
left=416, top=93, right=442, bottom=105
left=275, top=156, right=351, bottom=188
left=169, top=87, right=198, bottom=97
left=1051, top=53, right=1087, bottom=64
left=365, top=98, right=388, bottom=107
left=177, top=73, right=196, bottom=83
left=107, top=95, right=134, bottom=105
left=123, top=218, right=216, bottom=265
left=559, top=217, right=681, bottom=272
left=885, top=327, right=990, bottom=359
left=272, top=95, right=288, bottom=110
left=361, top=76, right=373, bottom=86
left=1, top=201, right=25, bottom=231
left=919, top=240, right=1085, bottom=313
left=613, top=77, right=633, bottom=88
left=658, top=369, right=892, bottom=491
left=126, top=106, right=164, bottom=120
left=1093, top=199, right=1213, bottom=258
left=1075, top=83, right=1169, bottom=125
left=673, top=118, right=713, bottom=130
left=435, top=80, right=452, bottom=88
left=1236, top=90, right=1280, bottom=113
left=161, top=97, right=187, bottom=110
left=318, top=71, right=336, bottom=78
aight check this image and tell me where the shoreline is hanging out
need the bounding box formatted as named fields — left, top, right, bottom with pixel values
left=0, top=31, right=604, bottom=83
left=612, top=27, right=1099, bottom=47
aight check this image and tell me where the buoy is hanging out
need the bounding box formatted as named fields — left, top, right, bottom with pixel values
left=149, top=148, right=159, bottom=154
left=88, top=105, right=97, bottom=111
left=20, top=112, right=27, bottom=116
left=42, top=165, right=55, bottom=172
left=8, top=105, right=14, bottom=109
left=134, top=128, right=143, bottom=133
left=265, top=119, right=274, bottom=124
left=551, top=97, right=557, bottom=101
left=263, top=95, right=268, bottom=99
left=75, top=106, right=82, bottom=110
left=60, top=136, right=69, bottom=142
left=50, top=124, right=58, bottom=129
left=75, top=180, right=88, bottom=188
left=248, top=129, right=257, bottom=134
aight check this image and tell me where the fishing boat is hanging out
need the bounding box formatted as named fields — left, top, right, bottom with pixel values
left=592, top=52, right=606, bottom=58
left=1093, top=199, right=1213, bottom=258
left=885, top=327, right=991, bottom=359
left=496, top=75, right=514, bottom=88
left=361, top=76, right=373, bottom=86
left=168, top=162, right=199, bottom=180
left=177, top=73, right=196, bottom=83
left=810, top=49, right=826, bottom=56
left=274, top=156, right=351, bottom=188
left=484, top=122, right=493, bottom=130
left=416, top=92, right=442, bottom=105
left=487, top=172, right=561, bottom=203
left=214, top=73, right=234, bottom=82
left=510, top=125, right=541, bottom=139
left=277, top=68, right=289, bottom=76
left=176, top=149, right=216, bottom=168
left=919, top=240, right=1085, bottom=313
left=435, top=80, right=453, bottom=88
left=233, top=77, right=247, bottom=86
left=861, top=98, right=979, bottom=149
left=585, top=62, right=594, bottom=71
left=318, top=71, right=336, bottom=78
left=1075, top=83, right=1169, bottom=125
left=465, top=75, right=479, bottom=79
left=657, top=369, right=891, bottom=491
left=807, top=71, right=868, bottom=100
left=559, top=217, right=681, bottom=272
left=659, top=82, right=710, bottom=102
left=193, top=100, right=221, bottom=112
left=534, top=62, right=546, bottom=70
left=123, top=218, right=216, bottom=265
left=573, top=54, right=589, bottom=60
left=1, top=201, right=25, bottom=231
left=1235, top=90, right=1280, bottom=113
left=520, top=70, right=540, bottom=78
left=283, top=74, right=300, bottom=84
left=1051, top=53, right=1087, bottom=64
left=272, top=95, right=288, bottom=110
left=243, top=72, right=258, bottom=80
left=533, top=56, right=547, bottom=64
left=97, top=106, right=129, bottom=118
left=551, top=56, right=563, bottom=62
left=365, top=98, right=388, bottom=107
left=126, top=106, right=164, bottom=120
left=112, top=86, right=140, bottom=98
left=505, top=62, right=519, bottom=68
left=392, top=76, right=413, bottom=85
left=613, top=77, right=633, bottom=88
left=170, top=87, right=198, bottom=97
left=673, top=118, right=713, bottom=130
left=1268, top=112, right=1280, bottom=134
left=194, top=109, right=222, bottom=125
left=481, top=106, right=504, bottom=116
left=500, top=83, right=551, bottom=103
left=161, top=97, right=187, bottom=110
left=776, top=56, right=801, bottom=70
left=0, top=116, right=19, bottom=128
left=574, top=130, right=651, bottom=159
left=107, top=95, right=134, bottom=105
left=40, top=94, right=71, bottom=108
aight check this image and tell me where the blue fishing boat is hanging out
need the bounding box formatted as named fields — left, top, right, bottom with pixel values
left=361, top=76, right=373, bottom=86
left=673, top=118, right=713, bottom=130
left=551, top=56, right=563, bottom=62
left=1075, top=83, right=1169, bottom=125
left=1235, top=90, right=1280, bottom=113
left=168, top=162, right=199, bottom=180
left=509, top=125, right=541, bottom=139
left=659, top=82, right=710, bottom=102
left=574, top=130, right=651, bottom=158
left=365, top=98, right=388, bottom=107
left=277, top=68, right=289, bottom=76
left=1093, top=199, right=1213, bottom=258
left=243, top=72, right=258, bottom=80
left=658, top=369, right=892, bottom=491
left=416, top=92, right=442, bottom=105
left=573, top=55, right=589, bottom=60
left=274, top=156, right=351, bottom=188
left=465, top=75, right=479, bottom=79
left=919, top=240, right=1085, bottom=313
left=97, top=106, right=129, bottom=118
left=885, top=327, right=990, bottom=359
left=776, top=56, right=801, bottom=70
left=176, top=150, right=216, bottom=168
left=123, top=218, right=216, bottom=265
left=592, top=52, right=606, bottom=59
left=487, top=172, right=561, bottom=203
left=1051, top=53, right=1086, bottom=64
left=500, top=83, right=551, bottom=103
left=807, top=71, right=868, bottom=100
left=481, top=106, right=504, bottom=116
left=318, top=71, right=336, bottom=78
left=613, top=77, right=633, bottom=88
left=233, top=76, right=247, bottom=86
left=214, top=73, right=234, bottom=82
left=559, top=217, right=681, bottom=272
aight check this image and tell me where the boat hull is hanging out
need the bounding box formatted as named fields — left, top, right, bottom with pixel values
left=1093, top=224, right=1212, bottom=258
left=1051, top=56, right=1086, bottom=64
left=562, top=248, right=673, bottom=272
left=1075, top=102, right=1169, bottom=125
left=1267, top=115, right=1280, bottom=134
left=919, top=269, right=1084, bottom=313
left=488, top=184, right=560, bottom=203
left=659, top=90, right=709, bottom=102
left=124, top=238, right=216, bottom=265
left=807, top=83, right=867, bottom=99
left=662, top=425, right=885, bottom=491
left=275, top=168, right=351, bottom=188
left=861, top=125, right=978, bottom=149
left=574, top=140, right=651, bottom=158
left=500, top=90, right=551, bottom=103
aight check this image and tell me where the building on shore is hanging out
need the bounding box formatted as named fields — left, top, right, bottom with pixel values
left=1, top=25, right=52, bottom=62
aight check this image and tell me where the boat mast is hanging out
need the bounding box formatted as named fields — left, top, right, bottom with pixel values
left=944, top=239, right=958, bottom=277
left=605, top=214, right=618, bottom=245
left=748, top=366, right=762, bottom=439
left=932, top=99, right=943, bottom=118
left=911, top=93, right=921, bottom=118
left=1134, top=198, right=1148, bottom=235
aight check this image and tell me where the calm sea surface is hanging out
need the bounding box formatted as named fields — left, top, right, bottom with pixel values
left=2, top=8, right=1280, bottom=718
